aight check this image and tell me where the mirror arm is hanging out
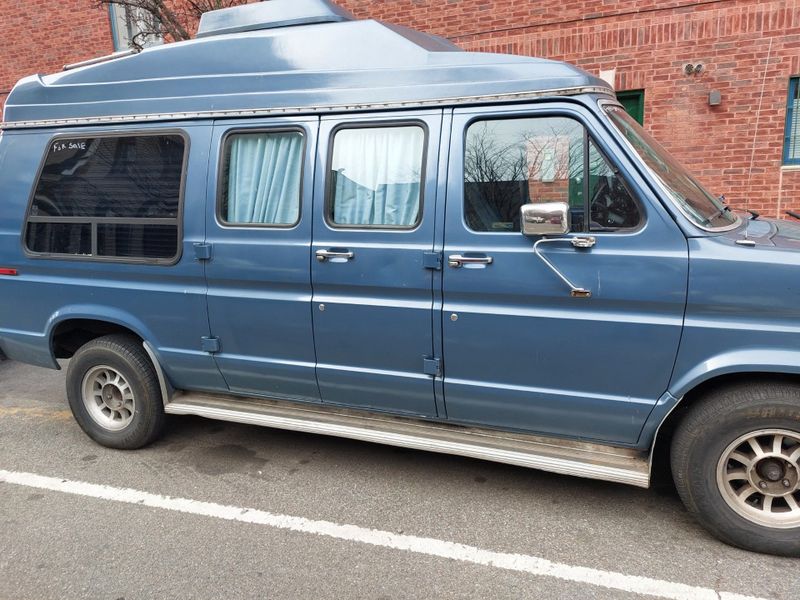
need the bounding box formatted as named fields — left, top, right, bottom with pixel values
left=532, top=237, right=596, bottom=298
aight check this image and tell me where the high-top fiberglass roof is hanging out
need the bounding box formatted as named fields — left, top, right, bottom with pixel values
left=3, top=0, right=610, bottom=127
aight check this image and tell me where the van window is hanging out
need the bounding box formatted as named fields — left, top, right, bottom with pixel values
left=25, top=134, right=186, bottom=261
left=464, top=117, right=640, bottom=233
left=220, top=131, right=303, bottom=226
left=328, top=125, right=425, bottom=228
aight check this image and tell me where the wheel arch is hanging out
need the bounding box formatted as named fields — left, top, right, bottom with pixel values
left=46, top=307, right=159, bottom=363
left=649, top=371, right=800, bottom=481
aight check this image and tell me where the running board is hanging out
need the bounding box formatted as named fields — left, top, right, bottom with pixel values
left=165, top=394, right=650, bottom=488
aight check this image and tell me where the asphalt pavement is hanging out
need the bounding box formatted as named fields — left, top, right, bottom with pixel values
left=0, top=359, right=797, bottom=600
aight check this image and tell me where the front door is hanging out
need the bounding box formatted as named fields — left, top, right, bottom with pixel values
left=441, top=103, right=689, bottom=445
left=311, top=111, right=443, bottom=417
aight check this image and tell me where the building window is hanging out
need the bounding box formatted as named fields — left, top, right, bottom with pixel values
left=220, top=131, right=304, bottom=227
left=785, top=78, right=800, bottom=165
left=616, top=90, right=645, bottom=125
left=327, top=125, right=426, bottom=229
left=109, top=5, right=163, bottom=50
left=25, top=134, right=186, bottom=262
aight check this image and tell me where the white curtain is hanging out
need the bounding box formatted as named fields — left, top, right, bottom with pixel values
left=227, top=132, right=303, bottom=225
left=331, top=127, right=424, bottom=226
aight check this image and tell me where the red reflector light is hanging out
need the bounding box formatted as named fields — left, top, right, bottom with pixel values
left=0, top=268, right=18, bottom=276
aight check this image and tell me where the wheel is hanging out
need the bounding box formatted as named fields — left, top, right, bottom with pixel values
left=66, top=334, right=165, bottom=449
left=671, top=381, right=800, bottom=556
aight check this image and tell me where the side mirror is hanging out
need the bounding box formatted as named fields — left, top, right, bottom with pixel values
left=520, top=202, right=571, bottom=237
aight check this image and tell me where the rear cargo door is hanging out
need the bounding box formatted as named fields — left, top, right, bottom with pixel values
left=204, top=116, right=321, bottom=403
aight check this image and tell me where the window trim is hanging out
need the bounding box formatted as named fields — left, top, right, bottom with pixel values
left=784, top=77, right=800, bottom=166
left=22, top=129, right=190, bottom=266
left=324, top=120, right=428, bottom=232
left=216, top=126, right=306, bottom=230
left=461, top=112, right=644, bottom=235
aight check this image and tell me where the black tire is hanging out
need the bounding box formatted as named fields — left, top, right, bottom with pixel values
left=671, top=381, right=800, bottom=557
left=66, top=334, right=165, bottom=449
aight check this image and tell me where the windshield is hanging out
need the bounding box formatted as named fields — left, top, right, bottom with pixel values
left=604, top=105, right=738, bottom=230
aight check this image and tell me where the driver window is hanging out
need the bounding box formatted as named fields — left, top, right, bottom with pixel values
left=464, top=116, right=640, bottom=233
left=587, top=139, right=641, bottom=231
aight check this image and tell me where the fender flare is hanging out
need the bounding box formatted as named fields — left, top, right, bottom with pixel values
left=639, top=348, right=800, bottom=449
left=44, top=305, right=162, bottom=367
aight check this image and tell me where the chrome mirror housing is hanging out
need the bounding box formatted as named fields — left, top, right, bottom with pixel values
left=520, top=202, right=571, bottom=237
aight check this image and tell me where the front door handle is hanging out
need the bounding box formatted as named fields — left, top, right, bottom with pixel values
left=316, top=249, right=354, bottom=262
left=448, top=254, right=493, bottom=268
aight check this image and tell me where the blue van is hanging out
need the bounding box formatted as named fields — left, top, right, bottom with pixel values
left=1, top=0, right=798, bottom=556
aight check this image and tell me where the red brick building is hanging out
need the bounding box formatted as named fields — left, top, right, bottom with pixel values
left=2, top=0, right=799, bottom=216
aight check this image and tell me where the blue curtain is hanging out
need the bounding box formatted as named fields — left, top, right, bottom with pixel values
left=331, top=127, right=424, bottom=227
left=227, top=132, right=303, bottom=225
left=333, top=177, right=420, bottom=226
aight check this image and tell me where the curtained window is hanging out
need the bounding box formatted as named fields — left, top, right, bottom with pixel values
left=328, top=125, right=425, bottom=228
left=221, top=131, right=304, bottom=226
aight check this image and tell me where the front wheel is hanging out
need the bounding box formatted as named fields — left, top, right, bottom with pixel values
left=671, top=382, right=800, bottom=557
left=66, top=334, right=165, bottom=449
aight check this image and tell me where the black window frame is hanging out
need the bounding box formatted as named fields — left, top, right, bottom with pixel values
left=324, top=120, right=428, bottom=231
left=22, top=129, right=190, bottom=266
left=216, top=126, right=306, bottom=229
left=462, top=113, right=644, bottom=235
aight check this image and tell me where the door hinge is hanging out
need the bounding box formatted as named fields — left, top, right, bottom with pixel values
left=423, top=357, right=441, bottom=376
left=423, top=251, right=442, bottom=270
left=194, top=242, right=213, bottom=261
left=201, top=336, right=221, bottom=354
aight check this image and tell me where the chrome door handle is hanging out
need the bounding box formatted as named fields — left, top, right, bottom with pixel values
left=316, top=249, right=354, bottom=262
left=447, top=254, right=493, bottom=268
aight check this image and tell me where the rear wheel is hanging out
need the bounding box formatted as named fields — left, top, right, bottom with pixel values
left=66, top=334, right=165, bottom=449
left=671, top=382, right=800, bottom=557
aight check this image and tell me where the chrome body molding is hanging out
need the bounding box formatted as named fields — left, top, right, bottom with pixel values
left=165, top=393, right=651, bottom=488
left=63, top=49, right=139, bottom=71
left=1, top=86, right=612, bottom=131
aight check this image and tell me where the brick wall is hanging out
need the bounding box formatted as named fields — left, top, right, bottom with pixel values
left=339, top=0, right=800, bottom=217
left=2, top=0, right=800, bottom=216
left=0, top=1, right=113, bottom=109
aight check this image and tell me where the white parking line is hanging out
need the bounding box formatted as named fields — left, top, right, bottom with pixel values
left=0, top=469, right=769, bottom=600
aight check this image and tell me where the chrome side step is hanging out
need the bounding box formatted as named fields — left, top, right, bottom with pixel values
left=165, top=393, right=650, bottom=488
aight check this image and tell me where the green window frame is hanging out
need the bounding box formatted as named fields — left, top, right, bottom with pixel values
left=616, top=89, right=645, bottom=126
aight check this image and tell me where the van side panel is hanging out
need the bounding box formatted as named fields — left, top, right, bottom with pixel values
left=0, top=131, right=61, bottom=367
left=0, top=124, right=227, bottom=393
left=669, top=236, right=800, bottom=398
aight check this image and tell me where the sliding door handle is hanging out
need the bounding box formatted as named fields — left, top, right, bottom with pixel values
left=447, top=254, right=493, bottom=268
left=316, top=249, right=354, bottom=262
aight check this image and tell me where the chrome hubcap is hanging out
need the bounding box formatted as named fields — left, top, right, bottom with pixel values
left=81, top=366, right=135, bottom=431
left=716, top=429, right=800, bottom=528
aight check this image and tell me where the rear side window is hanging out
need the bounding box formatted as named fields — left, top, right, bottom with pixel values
left=327, top=124, right=425, bottom=228
left=25, top=134, right=186, bottom=262
left=220, top=130, right=304, bottom=226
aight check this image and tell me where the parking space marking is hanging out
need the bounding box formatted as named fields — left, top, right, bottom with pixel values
left=0, top=407, right=72, bottom=420
left=0, top=468, right=769, bottom=600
